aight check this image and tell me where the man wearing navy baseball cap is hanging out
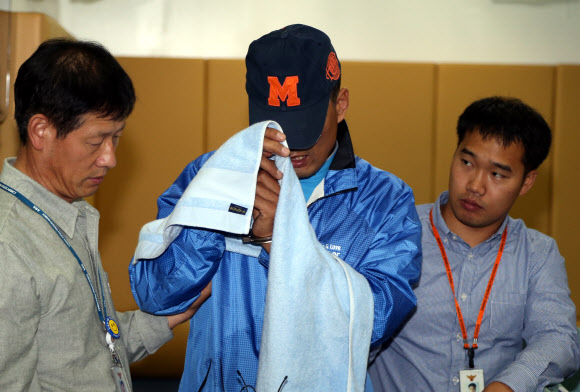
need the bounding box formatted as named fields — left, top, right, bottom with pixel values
left=130, top=24, right=422, bottom=391
left=246, top=24, right=342, bottom=152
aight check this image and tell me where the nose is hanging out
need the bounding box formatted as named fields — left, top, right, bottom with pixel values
left=96, top=138, right=117, bottom=169
left=466, top=169, right=485, bottom=195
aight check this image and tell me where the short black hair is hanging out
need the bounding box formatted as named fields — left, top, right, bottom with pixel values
left=457, top=96, right=551, bottom=173
left=14, top=38, right=135, bottom=144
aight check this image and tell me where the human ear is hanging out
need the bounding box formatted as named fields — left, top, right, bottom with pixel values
left=519, top=170, right=538, bottom=196
left=27, top=114, right=54, bottom=151
left=335, top=88, right=349, bottom=123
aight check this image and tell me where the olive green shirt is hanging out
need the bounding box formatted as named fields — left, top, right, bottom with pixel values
left=0, top=158, right=173, bottom=391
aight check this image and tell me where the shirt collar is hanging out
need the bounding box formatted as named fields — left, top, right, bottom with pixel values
left=1, top=158, right=84, bottom=239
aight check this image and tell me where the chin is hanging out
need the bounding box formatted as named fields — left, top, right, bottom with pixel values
left=294, top=169, right=314, bottom=179
left=456, top=214, right=493, bottom=229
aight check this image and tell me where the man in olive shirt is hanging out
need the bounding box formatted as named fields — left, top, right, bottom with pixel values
left=0, top=39, right=207, bottom=391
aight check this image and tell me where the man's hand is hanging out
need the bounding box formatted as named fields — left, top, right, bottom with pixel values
left=483, top=381, right=514, bottom=392
left=167, top=281, right=212, bottom=329
left=251, top=127, right=289, bottom=253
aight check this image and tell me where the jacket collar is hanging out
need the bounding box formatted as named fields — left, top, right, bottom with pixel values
left=329, top=120, right=356, bottom=171
left=321, top=120, right=358, bottom=198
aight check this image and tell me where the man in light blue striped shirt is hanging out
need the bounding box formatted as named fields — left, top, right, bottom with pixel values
left=369, top=96, right=580, bottom=392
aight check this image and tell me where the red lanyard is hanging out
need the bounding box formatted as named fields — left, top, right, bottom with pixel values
left=429, top=208, right=507, bottom=368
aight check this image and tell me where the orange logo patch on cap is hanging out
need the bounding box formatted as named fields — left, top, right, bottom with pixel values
left=326, top=52, right=340, bottom=81
left=267, top=76, right=301, bottom=107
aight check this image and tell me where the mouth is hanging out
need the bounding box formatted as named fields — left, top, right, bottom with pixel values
left=87, top=176, right=105, bottom=185
left=459, top=198, right=483, bottom=212
left=290, top=155, right=308, bottom=168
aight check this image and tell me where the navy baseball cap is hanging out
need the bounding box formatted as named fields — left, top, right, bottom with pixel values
left=246, top=24, right=341, bottom=150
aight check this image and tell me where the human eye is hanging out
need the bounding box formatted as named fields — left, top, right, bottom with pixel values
left=88, top=139, right=104, bottom=147
left=461, top=159, right=472, bottom=167
left=492, top=172, right=505, bottom=179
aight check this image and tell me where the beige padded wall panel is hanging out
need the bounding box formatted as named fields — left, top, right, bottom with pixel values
left=1, top=13, right=41, bottom=162
left=435, top=65, right=554, bottom=233
left=341, top=62, right=436, bottom=204
left=1, top=12, right=71, bottom=162
left=96, top=58, right=206, bottom=377
left=206, top=61, right=435, bottom=203
left=553, top=65, right=580, bottom=320
left=206, top=59, right=248, bottom=151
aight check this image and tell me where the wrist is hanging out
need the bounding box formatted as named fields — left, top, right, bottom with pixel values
left=242, top=230, right=272, bottom=244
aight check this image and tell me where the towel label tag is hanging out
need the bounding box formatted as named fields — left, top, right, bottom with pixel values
left=228, top=203, right=248, bottom=215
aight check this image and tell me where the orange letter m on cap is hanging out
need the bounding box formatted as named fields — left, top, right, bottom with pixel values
left=267, top=76, right=301, bottom=107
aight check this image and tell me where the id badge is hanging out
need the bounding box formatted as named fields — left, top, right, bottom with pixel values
left=111, top=365, right=130, bottom=392
left=459, top=369, right=484, bottom=392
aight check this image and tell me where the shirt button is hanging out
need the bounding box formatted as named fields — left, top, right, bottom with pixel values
left=456, top=333, right=462, bottom=341
left=468, top=252, right=473, bottom=259
left=443, top=238, right=448, bottom=243
left=453, top=377, right=459, bottom=385
left=461, top=293, right=467, bottom=301
left=452, top=235, right=457, bottom=240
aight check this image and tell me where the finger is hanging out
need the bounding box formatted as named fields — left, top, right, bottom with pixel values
left=257, top=169, right=281, bottom=195
left=253, top=192, right=278, bottom=216
left=262, top=138, right=290, bottom=158
left=265, top=127, right=286, bottom=143
left=191, top=281, right=212, bottom=311
left=252, top=192, right=277, bottom=238
left=259, top=156, right=282, bottom=180
left=254, top=177, right=280, bottom=219
left=200, top=281, right=212, bottom=299
left=263, top=128, right=290, bottom=158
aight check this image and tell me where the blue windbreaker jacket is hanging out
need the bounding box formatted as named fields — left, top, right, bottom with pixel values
left=129, top=121, right=422, bottom=391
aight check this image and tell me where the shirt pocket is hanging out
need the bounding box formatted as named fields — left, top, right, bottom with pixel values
left=489, top=293, right=526, bottom=335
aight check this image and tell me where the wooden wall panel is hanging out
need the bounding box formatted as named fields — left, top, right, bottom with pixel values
left=97, top=57, right=206, bottom=377
left=553, top=65, right=580, bottom=317
left=342, top=62, right=435, bottom=204
left=206, top=59, right=248, bottom=151
left=435, top=65, right=555, bottom=233
left=205, top=60, right=436, bottom=203
left=0, top=12, right=71, bottom=163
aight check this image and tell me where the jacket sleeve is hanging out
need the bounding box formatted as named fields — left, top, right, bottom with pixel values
left=356, top=184, right=422, bottom=346
left=0, top=243, right=41, bottom=391
left=129, top=155, right=226, bottom=315
left=492, top=238, right=580, bottom=392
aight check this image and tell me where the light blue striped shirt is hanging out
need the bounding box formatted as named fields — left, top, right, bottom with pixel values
left=369, top=192, right=580, bottom=392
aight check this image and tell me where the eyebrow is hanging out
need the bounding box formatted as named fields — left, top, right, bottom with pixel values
left=460, top=147, right=513, bottom=173
left=96, top=125, right=125, bottom=137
